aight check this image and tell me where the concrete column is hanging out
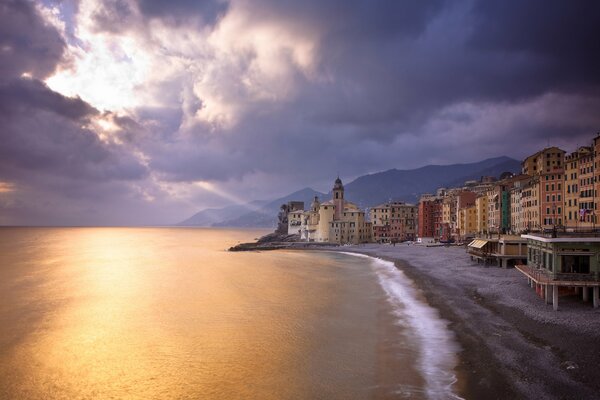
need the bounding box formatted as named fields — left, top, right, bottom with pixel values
left=594, top=287, right=599, bottom=309
left=545, top=284, right=552, bottom=304
left=583, top=287, right=589, bottom=302
left=553, top=285, right=559, bottom=311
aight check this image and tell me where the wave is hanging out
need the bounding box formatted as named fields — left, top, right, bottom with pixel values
left=340, top=252, right=463, bottom=400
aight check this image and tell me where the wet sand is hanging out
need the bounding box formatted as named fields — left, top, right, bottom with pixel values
left=319, top=244, right=600, bottom=400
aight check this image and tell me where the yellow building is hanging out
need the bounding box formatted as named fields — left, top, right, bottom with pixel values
left=294, top=177, right=372, bottom=244
left=565, top=146, right=594, bottom=229
left=521, top=177, right=540, bottom=231
left=458, top=205, right=477, bottom=240
left=475, top=195, right=488, bottom=234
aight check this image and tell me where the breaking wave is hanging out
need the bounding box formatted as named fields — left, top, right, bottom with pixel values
left=341, top=252, right=463, bottom=400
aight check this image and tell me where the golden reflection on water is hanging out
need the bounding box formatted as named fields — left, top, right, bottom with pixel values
left=0, top=228, right=412, bottom=399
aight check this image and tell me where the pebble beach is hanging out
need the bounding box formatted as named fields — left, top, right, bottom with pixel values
left=324, top=243, right=600, bottom=400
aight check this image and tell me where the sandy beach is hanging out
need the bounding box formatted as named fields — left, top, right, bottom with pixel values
left=323, top=244, right=600, bottom=400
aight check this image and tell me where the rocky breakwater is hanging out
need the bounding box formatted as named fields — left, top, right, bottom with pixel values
left=228, top=232, right=301, bottom=251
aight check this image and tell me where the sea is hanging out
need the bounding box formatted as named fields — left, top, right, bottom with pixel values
left=0, top=227, right=461, bottom=399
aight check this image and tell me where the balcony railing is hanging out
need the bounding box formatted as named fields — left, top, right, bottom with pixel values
left=554, top=272, right=598, bottom=282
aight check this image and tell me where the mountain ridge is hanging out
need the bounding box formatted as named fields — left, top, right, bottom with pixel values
left=178, top=156, right=521, bottom=227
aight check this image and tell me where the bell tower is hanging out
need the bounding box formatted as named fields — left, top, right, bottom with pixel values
left=333, top=176, right=344, bottom=220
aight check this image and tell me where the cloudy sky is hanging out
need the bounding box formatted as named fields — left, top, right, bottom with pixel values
left=1, top=0, right=599, bottom=225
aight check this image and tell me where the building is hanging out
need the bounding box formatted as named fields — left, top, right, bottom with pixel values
left=521, top=177, right=541, bottom=232
left=458, top=205, right=477, bottom=241
left=475, top=194, right=488, bottom=234
left=370, top=202, right=391, bottom=242
left=290, top=177, right=372, bottom=244
left=522, top=147, right=566, bottom=230
left=370, top=202, right=417, bottom=243
left=565, top=146, right=595, bottom=229
left=516, top=232, right=600, bottom=310
left=468, top=235, right=528, bottom=268
left=418, top=195, right=441, bottom=239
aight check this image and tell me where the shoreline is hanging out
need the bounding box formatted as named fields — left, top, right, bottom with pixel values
left=299, top=244, right=600, bottom=400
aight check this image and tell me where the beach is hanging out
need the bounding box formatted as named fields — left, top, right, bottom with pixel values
left=322, top=244, right=600, bottom=400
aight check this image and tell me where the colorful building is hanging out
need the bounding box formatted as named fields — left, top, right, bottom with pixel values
left=370, top=202, right=417, bottom=242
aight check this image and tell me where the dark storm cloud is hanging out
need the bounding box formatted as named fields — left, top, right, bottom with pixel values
left=295, top=0, right=600, bottom=131
left=246, top=0, right=446, bottom=39
left=137, top=0, right=228, bottom=25
left=0, top=0, right=149, bottom=222
left=146, top=0, right=599, bottom=186
left=0, top=78, right=95, bottom=119
left=466, top=0, right=600, bottom=98
left=0, top=0, right=65, bottom=81
left=0, top=78, right=148, bottom=182
left=3, top=0, right=600, bottom=225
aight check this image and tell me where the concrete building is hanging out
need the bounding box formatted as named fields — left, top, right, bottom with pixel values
left=468, top=235, right=528, bottom=268
left=516, top=232, right=600, bottom=310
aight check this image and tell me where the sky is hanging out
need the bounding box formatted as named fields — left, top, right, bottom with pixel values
left=1, top=0, right=599, bottom=225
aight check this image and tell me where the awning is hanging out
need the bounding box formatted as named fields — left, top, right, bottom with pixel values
left=468, top=239, right=489, bottom=249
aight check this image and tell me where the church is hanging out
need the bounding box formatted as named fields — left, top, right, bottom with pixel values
left=288, top=177, right=373, bottom=244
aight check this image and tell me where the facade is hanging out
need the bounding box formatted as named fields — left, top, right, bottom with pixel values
left=458, top=205, right=477, bottom=241
left=517, top=232, right=600, bottom=310
left=475, top=195, right=488, bottom=234
left=565, top=146, right=595, bottom=229
left=287, top=210, right=304, bottom=235
left=289, top=178, right=372, bottom=244
left=522, top=147, right=566, bottom=230
left=418, top=195, right=441, bottom=239
left=521, top=177, right=541, bottom=232
left=370, top=202, right=417, bottom=242
left=370, top=203, right=390, bottom=242
left=510, top=183, right=523, bottom=233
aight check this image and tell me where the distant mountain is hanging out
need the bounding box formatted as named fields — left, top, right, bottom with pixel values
left=178, top=187, right=326, bottom=228
left=213, top=187, right=326, bottom=228
left=178, top=156, right=521, bottom=227
left=338, top=156, right=521, bottom=207
left=177, top=200, right=267, bottom=226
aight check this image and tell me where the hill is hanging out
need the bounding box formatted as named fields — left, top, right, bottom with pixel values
left=338, top=156, right=521, bottom=207
left=178, top=156, right=521, bottom=227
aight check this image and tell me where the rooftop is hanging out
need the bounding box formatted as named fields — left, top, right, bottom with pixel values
left=522, top=230, right=600, bottom=242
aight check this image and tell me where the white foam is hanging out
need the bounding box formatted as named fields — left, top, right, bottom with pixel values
left=340, top=252, right=464, bottom=400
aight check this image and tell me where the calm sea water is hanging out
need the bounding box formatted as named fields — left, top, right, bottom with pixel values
left=0, top=227, right=460, bottom=399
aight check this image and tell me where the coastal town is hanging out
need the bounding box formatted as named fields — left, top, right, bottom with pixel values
left=281, top=133, right=600, bottom=311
